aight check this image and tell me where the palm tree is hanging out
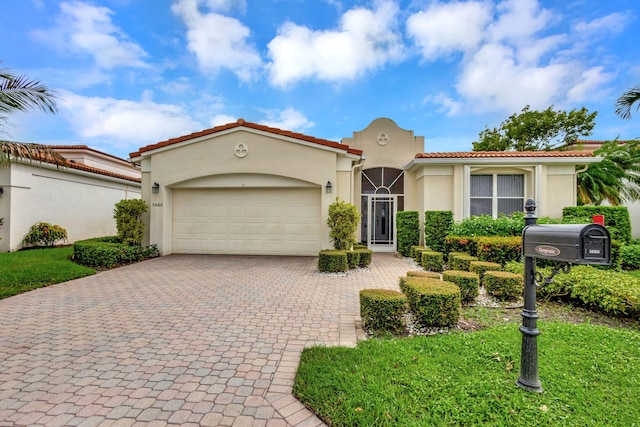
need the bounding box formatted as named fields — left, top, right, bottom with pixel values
left=0, top=62, right=66, bottom=168
left=615, top=85, right=640, bottom=120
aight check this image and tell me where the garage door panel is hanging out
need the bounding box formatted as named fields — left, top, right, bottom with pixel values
left=172, top=188, right=321, bottom=255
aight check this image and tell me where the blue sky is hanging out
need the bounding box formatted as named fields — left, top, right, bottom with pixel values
left=1, top=0, right=639, bottom=159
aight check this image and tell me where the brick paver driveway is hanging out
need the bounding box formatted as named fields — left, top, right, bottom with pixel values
left=0, top=253, right=410, bottom=426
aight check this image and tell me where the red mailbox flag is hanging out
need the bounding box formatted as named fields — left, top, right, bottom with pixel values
left=593, top=215, right=604, bottom=226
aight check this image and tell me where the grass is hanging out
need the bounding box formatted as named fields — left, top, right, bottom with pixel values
left=295, top=321, right=640, bottom=426
left=0, top=246, right=96, bottom=299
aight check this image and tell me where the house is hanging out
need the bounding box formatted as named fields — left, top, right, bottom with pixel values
left=130, top=118, right=598, bottom=256
left=0, top=145, right=141, bottom=251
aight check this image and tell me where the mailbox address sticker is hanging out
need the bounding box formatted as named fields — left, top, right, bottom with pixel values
left=534, top=245, right=561, bottom=257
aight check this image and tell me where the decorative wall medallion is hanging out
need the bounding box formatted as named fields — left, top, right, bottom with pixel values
left=234, top=143, right=248, bottom=158
left=377, top=133, right=389, bottom=146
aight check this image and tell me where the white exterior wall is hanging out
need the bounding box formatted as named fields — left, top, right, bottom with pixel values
left=0, top=162, right=141, bottom=252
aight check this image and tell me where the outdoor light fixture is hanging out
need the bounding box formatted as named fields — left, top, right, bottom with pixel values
left=325, top=181, right=333, bottom=194
left=0, top=187, right=3, bottom=196
left=152, top=182, right=160, bottom=194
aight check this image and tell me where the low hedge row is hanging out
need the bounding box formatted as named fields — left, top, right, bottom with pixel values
left=73, top=237, right=160, bottom=268
left=360, top=289, right=407, bottom=336
left=483, top=271, right=523, bottom=301
left=442, top=270, right=479, bottom=303
left=421, top=251, right=444, bottom=272
left=403, top=277, right=460, bottom=328
left=318, top=249, right=373, bottom=272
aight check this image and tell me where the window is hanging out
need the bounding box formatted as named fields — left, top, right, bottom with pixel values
left=470, top=174, right=524, bottom=217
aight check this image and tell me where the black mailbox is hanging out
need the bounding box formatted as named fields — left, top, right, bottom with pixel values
left=522, top=224, right=611, bottom=265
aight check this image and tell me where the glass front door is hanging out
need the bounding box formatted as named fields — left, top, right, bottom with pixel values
left=367, top=195, right=396, bottom=251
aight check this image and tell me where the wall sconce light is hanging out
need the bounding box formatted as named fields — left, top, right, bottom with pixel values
left=325, top=181, right=333, bottom=194
left=0, top=187, right=3, bottom=197
left=152, top=182, right=160, bottom=194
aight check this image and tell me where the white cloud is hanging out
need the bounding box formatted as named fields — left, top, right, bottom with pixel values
left=210, top=114, right=237, bottom=127
left=259, top=108, right=315, bottom=132
left=406, top=1, right=492, bottom=61
left=567, top=66, right=615, bottom=103
left=488, top=0, right=552, bottom=42
left=172, top=0, right=262, bottom=81
left=60, top=91, right=200, bottom=147
left=267, top=0, right=404, bottom=87
left=574, top=11, right=633, bottom=36
left=31, top=1, right=148, bottom=69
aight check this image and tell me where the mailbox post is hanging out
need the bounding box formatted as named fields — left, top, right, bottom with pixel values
left=517, top=199, right=611, bottom=392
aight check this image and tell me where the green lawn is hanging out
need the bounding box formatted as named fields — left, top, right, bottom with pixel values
left=0, top=246, right=95, bottom=299
left=295, top=322, right=640, bottom=426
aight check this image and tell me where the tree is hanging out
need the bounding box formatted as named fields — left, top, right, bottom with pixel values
left=114, top=199, right=148, bottom=246
left=472, top=105, right=597, bottom=151
left=577, top=140, right=640, bottom=205
left=327, top=199, right=360, bottom=250
left=615, top=85, right=640, bottom=120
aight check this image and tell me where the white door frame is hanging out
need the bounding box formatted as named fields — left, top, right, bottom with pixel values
left=366, top=194, right=397, bottom=252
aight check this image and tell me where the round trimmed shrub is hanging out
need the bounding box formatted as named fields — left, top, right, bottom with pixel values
left=443, top=270, right=480, bottom=303
left=451, top=255, right=479, bottom=271
left=406, top=270, right=441, bottom=279
left=469, top=261, right=502, bottom=280
left=403, top=278, right=461, bottom=328
left=484, top=271, right=523, bottom=301
left=360, top=289, right=407, bottom=336
left=447, top=251, right=468, bottom=263
left=318, top=250, right=348, bottom=273
left=421, top=251, right=444, bottom=272
left=345, top=250, right=361, bottom=269
left=355, top=248, right=373, bottom=267
left=412, top=246, right=430, bottom=263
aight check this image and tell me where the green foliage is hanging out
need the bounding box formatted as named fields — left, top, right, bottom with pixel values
left=345, top=250, right=361, bottom=269
left=444, top=236, right=479, bottom=257
left=476, top=236, right=523, bottom=265
left=327, top=199, right=360, bottom=250
left=615, top=84, right=640, bottom=120
left=396, top=211, right=420, bottom=257
left=472, top=105, right=597, bottom=151
left=114, top=199, right=148, bottom=246
left=451, top=255, right=479, bottom=271
left=412, top=246, right=430, bottom=263
left=318, top=250, right=348, bottom=273
left=355, top=248, right=373, bottom=268
left=403, top=278, right=461, bottom=327
left=359, top=289, right=407, bottom=336
left=424, top=211, right=453, bottom=252
left=562, top=205, right=631, bottom=244
left=73, top=237, right=160, bottom=268
left=620, top=245, right=640, bottom=270
left=22, top=222, right=68, bottom=247
left=469, top=261, right=502, bottom=280
left=484, top=271, right=523, bottom=301
left=442, top=270, right=480, bottom=303
left=421, top=251, right=444, bottom=272
left=406, top=270, right=441, bottom=279
left=446, top=251, right=468, bottom=263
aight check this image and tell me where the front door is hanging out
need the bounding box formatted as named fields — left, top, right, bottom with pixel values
left=366, top=195, right=397, bottom=252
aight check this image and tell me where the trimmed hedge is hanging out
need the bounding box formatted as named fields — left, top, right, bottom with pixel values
left=412, top=246, right=431, bottom=263
left=442, top=270, right=480, bottom=303
left=424, top=211, right=453, bottom=252
left=451, top=255, right=479, bottom=271
left=446, top=251, right=468, bottom=263
left=403, top=277, right=461, bottom=328
left=421, top=251, right=444, bottom=272
left=476, top=236, right=522, bottom=265
left=345, top=250, right=361, bottom=269
left=620, top=244, right=640, bottom=270
left=360, top=289, right=407, bottom=336
left=444, top=236, right=478, bottom=257
left=562, top=206, right=632, bottom=244
left=406, top=271, right=441, bottom=279
left=318, top=250, right=348, bottom=273
left=399, top=273, right=441, bottom=294
left=483, top=271, right=523, bottom=301
left=355, top=249, right=373, bottom=268
left=73, top=237, right=160, bottom=268
left=397, top=211, right=420, bottom=257
left=469, top=261, right=502, bottom=280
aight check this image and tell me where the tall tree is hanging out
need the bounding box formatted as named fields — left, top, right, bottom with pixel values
left=472, top=105, right=597, bottom=151
left=615, top=85, right=640, bottom=120
left=0, top=62, right=65, bottom=167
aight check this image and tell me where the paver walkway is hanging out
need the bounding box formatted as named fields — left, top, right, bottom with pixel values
left=0, top=253, right=410, bottom=426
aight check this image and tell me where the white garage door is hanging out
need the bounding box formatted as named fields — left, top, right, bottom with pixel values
left=172, top=188, right=321, bottom=255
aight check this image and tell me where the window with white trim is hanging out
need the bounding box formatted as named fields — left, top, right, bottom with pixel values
left=470, top=174, right=524, bottom=217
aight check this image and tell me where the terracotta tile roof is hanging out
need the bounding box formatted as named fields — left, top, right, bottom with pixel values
left=65, top=161, right=141, bottom=183
left=131, top=118, right=363, bottom=158
left=415, top=150, right=594, bottom=159
left=49, top=144, right=133, bottom=164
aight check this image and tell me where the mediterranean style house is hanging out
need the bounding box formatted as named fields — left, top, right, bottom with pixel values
left=130, top=118, right=599, bottom=256
left=0, top=145, right=141, bottom=252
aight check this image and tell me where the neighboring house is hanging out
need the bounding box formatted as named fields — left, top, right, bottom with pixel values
left=131, top=118, right=598, bottom=256
left=0, top=145, right=141, bottom=252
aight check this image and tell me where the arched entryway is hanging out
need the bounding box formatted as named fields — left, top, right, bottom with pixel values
left=360, top=167, right=404, bottom=251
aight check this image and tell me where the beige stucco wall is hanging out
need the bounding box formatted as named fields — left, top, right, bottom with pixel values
left=0, top=162, right=141, bottom=252
left=142, top=128, right=359, bottom=254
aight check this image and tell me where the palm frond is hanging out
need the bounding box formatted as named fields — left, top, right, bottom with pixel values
left=615, top=85, right=640, bottom=120
left=0, top=141, right=67, bottom=168
left=0, top=68, right=58, bottom=114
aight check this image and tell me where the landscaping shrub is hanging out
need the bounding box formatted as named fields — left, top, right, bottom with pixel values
left=114, top=199, right=148, bottom=246
left=360, top=289, right=407, bottom=336
left=397, top=211, right=420, bottom=257
left=327, top=199, right=360, bottom=250
left=442, top=270, right=479, bottom=303
left=483, top=271, right=523, bottom=301
left=354, top=243, right=368, bottom=250
left=318, top=250, right=348, bottom=273
left=412, top=246, right=430, bottom=263
left=444, top=236, right=478, bottom=257
left=345, top=250, right=361, bottom=269
left=446, top=251, right=468, bottom=263
left=421, top=251, right=444, bottom=272
left=355, top=248, right=373, bottom=267
left=450, top=212, right=561, bottom=237
left=399, top=273, right=441, bottom=293
left=563, top=206, right=632, bottom=244
left=406, top=271, right=441, bottom=279
left=73, top=236, right=159, bottom=268
left=424, top=211, right=453, bottom=252
left=476, top=236, right=522, bottom=265
left=620, top=244, right=640, bottom=270
left=469, top=261, right=502, bottom=280
left=22, top=222, right=68, bottom=247
left=403, top=277, right=461, bottom=328
left=451, top=255, right=479, bottom=271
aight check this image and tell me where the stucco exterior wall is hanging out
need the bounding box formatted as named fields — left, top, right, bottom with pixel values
left=544, top=165, right=578, bottom=219
left=0, top=163, right=141, bottom=252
